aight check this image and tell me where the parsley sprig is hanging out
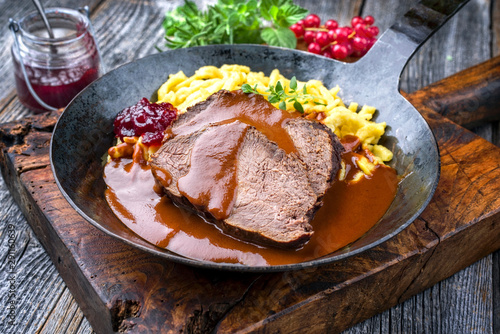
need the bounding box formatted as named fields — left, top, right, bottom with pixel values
left=163, top=0, right=308, bottom=49
left=241, top=76, right=326, bottom=113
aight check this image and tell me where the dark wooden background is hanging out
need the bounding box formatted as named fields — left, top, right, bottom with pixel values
left=0, top=0, right=498, bottom=333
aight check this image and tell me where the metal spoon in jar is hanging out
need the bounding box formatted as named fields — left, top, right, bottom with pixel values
left=31, top=0, right=55, bottom=39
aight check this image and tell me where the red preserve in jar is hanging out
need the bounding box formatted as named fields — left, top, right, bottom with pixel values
left=10, top=8, right=102, bottom=113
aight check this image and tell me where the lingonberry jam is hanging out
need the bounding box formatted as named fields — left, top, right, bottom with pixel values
left=13, top=59, right=100, bottom=112
left=114, top=98, right=178, bottom=146
left=11, top=8, right=103, bottom=113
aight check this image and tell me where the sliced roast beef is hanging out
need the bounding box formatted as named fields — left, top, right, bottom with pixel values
left=170, top=90, right=343, bottom=199
left=150, top=90, right=343, bottom=248
left=284, top=117, right=344, bottom=198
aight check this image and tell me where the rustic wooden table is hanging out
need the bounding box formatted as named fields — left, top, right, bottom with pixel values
left=0, top=0, right=498, bottom=333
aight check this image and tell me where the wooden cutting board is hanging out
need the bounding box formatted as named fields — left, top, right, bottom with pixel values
left=0, top=57, right=499, bottom=334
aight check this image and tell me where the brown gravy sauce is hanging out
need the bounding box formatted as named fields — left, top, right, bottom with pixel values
left=104, top=134, right=399, bottom=266
left=166, top=90, right=298, bottom=153
left=178, top=121, right=249, bottom=220
left=159, top=90, right=299, bottom=220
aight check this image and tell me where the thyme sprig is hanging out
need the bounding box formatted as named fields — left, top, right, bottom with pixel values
left=241, top=76, right=326, bottom=113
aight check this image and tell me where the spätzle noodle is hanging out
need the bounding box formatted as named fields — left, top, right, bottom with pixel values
left=157, top=64, right=393, bottom=163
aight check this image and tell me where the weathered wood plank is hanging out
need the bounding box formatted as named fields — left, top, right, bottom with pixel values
left=38, top=287, right=90, bottom=334
left=0, top=112, right=92, bottom=333
left=494, top=251, right=500, bottom=334
left=494, top=0, right=500, bottom=56
left=0, top=190, right=72, bottom=333
left=406, top=56, right=500, bottom=129
left=400, top=0, right=491, bottom=93
left=92, top=0, right=173, bottom=70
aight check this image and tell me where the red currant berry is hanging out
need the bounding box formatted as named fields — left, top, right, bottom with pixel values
left=307, top=42, right=322, bottom=54
left=290, top=23, right=305, bottom=38
left=367, top=37, right=376, bottom=48
left=351, top=16, right=364, bottom=27
left=363, top=15, right=375, bottom=25
left=322, top=49, right=333, bottom=58
left=354, top=23, right=367, bottom=37
left=325, top=19, right=338, bottom=31
left=304, top=30, right=317, bottom=44
left=341, top=41, right=353, bottom=56
left=327, top=29, right=336, bottom=42
left=331, top=44, right=349, bottom=60
left=333, top=27, right=349, bottom=43
left=304, top=14, right=321, bottom=28
left=352, top=36, right=370, bottom=51
left=344, top=26, right=354, bottom=37
left=315, top=31, right=331, bottom=46
left=365, top=26, right=380, bottom=38
left=297, top=19, right=306, bottom=27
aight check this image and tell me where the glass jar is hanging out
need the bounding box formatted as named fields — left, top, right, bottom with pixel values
left=10, top=7, right=103, bottom=113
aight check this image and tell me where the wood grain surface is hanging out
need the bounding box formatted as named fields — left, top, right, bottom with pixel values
left=0, top=0, right=499, bottom=333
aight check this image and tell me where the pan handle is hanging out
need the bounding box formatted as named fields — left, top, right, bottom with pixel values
left=355, top=0, right=470, bottom=84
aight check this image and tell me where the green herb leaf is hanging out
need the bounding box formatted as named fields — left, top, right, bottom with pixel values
left=259, top=0, right=278, bottom=20
left=275, top=81, right=284, bottom=93
left=279, top=101, right=287, bottom=110
left=268, top=95, right=280, bottom=104
left=290, top=76, right=297, bottom=90
left=260, top=27, right=297, bottom=49
left=293, top=100, right=304, bottom=113
left=279, top=4, right=309, bottom=26
left=268, top=5, right=279, bottom=21
left=245, top=77, right=327, bottom=113
left=241, top=83, right=254, bottom=93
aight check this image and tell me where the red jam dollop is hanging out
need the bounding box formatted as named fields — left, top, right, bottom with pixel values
left=113, top=98, right=178, bottom=146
